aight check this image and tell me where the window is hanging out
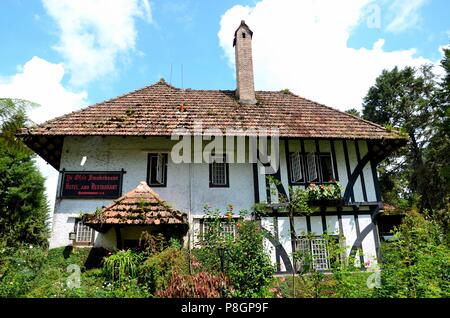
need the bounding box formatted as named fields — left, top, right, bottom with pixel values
left=294, top=237, right=311, bottom=270
left=209, top=154, right=229, bottom=187
left=310, top=238, right=330, bottom=270
left=74, top=219, right=94, bottom=246
left=306, top=153, right=318, bottom=182
left=295, top=236, right=331, bottom=271
left=290, top=152, right=304, bottom=183
left=289, top=152, right=335, bottom=184
left=318, top=153, right=334, bottom=182
left=147, top=153, right=168, bottom=187
left=201, top=219, right=238, bottom=240
left=294, top=236, right=342, bottom=271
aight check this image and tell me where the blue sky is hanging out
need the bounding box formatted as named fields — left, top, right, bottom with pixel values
left=1, top=0, right=256, bottom=106
left=1, top=0, right=448, bottom=111
left=0, top=0, right=449, bottom=211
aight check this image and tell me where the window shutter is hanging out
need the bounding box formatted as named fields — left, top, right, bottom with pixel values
left=290, top=152, right=303, bottom=182
left=156, top=154, right=164, bottom=184
left=307, top=153, right=318, bottom=182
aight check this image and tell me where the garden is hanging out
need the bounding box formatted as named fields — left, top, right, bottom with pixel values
left=0, top=210, right=448, bottom=298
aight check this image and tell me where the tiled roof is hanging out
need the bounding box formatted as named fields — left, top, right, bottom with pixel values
left=18, top=79, right=404, bottom=140
left=83, top=181, right=187, bottom=226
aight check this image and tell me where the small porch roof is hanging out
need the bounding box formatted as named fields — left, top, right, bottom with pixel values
left=82, top=181, right=188, bottom=233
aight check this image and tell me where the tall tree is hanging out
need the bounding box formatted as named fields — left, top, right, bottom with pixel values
left=0, top=98, right=37, bottom=153
left=345, top=108, right=361, bottom=117
left=424, top=48, right=450, bottom=231
left=362, top=65, right=436, bottom=211
left=0, top=98, right=49, bottom=247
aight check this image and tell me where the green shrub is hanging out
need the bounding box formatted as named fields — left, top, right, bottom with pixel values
left=99, top=278, right=150, bottom=298
left=192, top=208, right=238, bottom=273
left=0, top=135, right=50, bottom=248
left=138, top=246, right=188, bottom=294
left=25, top=247, right=103, bottom=297
left=225, top=221, right=275, bottom=297
left=0, top=244, right=47, bottom=297
left=332, top=271, right=373, bottom=298
left=279, top=274, right=333, bottom=298
left=102, top=250, right=142, bottom=283
left=138, top=232, right=167, bottom=256
left=193, top=211, right=275, bottom=298
left=155, top=272, right=230, bottom=298
left=375, top=212, right=450, bottom=298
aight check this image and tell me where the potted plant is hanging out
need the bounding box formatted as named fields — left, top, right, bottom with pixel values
left=307, top=181, right=344, bottom=206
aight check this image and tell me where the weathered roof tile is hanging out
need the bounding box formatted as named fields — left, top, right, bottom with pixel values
left=83, top=181, right=187, bottom=226
left=19, top=80, right=403, bottom=140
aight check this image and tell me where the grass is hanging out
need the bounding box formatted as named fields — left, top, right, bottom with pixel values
left=1, top=245, right=377, bottom=298
left=274, top=271, right=374, bottom=298
left=25, top=247, right=104, bottom=297
left=1, top=246, right=149, bottom=298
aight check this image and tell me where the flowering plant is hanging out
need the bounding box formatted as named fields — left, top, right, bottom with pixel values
left=307, top=182, right=343, bottom=201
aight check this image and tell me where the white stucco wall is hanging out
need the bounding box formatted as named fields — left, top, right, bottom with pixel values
left=282, top=139, right=377, bottom=204
left=261, top=217, right=276, bottom=265
left=49, top=212, right=116, bottom=249
left=261, top=213, right=377, bottom=272
left=50, top=136, right=257, bottom=248
left=49, top=136, right=381, bottom=253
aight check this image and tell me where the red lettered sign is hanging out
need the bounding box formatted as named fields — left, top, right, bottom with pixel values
left=61, top=171, right=123, bottom=198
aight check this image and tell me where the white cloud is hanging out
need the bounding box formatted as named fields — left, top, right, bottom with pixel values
left=0, top=56, right=88, bottom=124
left=42, top=0, right=153, bottom=86
left=0, top=56, right=88, bottom=218
left=218, top=0, right=437, bottom=112
left=386, top=0, right=427, bottom=33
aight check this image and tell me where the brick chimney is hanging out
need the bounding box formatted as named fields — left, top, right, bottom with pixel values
left=234, top=20, right=256, bottom=105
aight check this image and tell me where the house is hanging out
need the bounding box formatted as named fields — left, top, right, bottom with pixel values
left=18, top=21, right=406, bottom=273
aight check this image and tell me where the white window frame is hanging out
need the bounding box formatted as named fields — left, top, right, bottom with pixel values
left=306, top=153, right=318, bottom=182
left=295, top=236, right=331, bottom=271
left=310, top=238, right=330, bottom=271
left=148, top=153, right=167, bottom=187
left=317, top=153, right=335, bottom=183
left=156, top=153, right=165, bottom=184
left=296, top=152, right=335, bottom=184
left=290, top=152, right=304, bottom=183
left=75, top=220, right=94, bottom=246
left=202, top=219, right=237, bottom=240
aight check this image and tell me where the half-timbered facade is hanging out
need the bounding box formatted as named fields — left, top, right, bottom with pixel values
left=18, top=21, right=406, bottom=273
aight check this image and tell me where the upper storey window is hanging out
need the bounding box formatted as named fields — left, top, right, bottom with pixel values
left=209, top=154, right=229, bottom=188
left=289, top=152, right=335, bottom=184
left=147, top=153, right=168, bottom=187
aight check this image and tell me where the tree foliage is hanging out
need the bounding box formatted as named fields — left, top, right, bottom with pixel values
left=193, top=208, right=275, bottom=297
left=375, top=212, right=450, bottom=298
left=0, top=98, right=49, bottom=247
left=425, top=48, right=450, bottom=217
left=362, top=55, right=449, bottom=213
left=345, top=108, right=361, bottom=117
